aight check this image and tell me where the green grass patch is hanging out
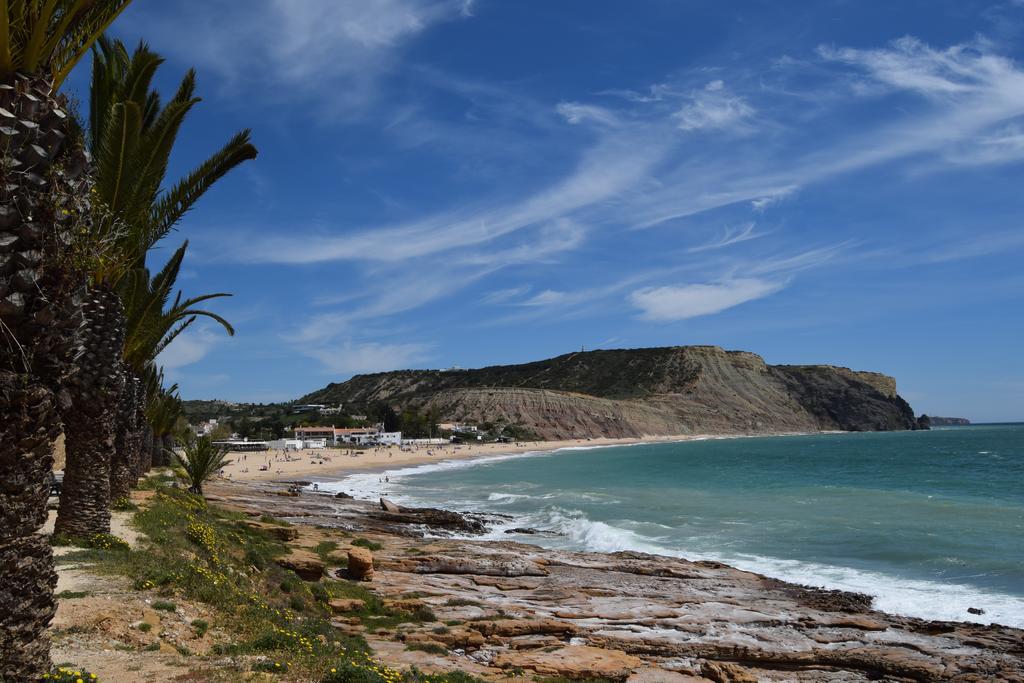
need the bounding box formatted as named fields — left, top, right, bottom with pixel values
left=321, top=579, right=436, bottom=629
left=313, top=540, right=350, bottom=568
left=54, top=547, right=123, bottom=566
left=443, top=598, right=481, bottom=607
left=136, top=471, right=178, bottom=490
left=406, top=641, right=448, bottom=655
left=152, top=600, right=177, bottom=612
left=260, top=514, right=291, bottom=526
left=321, top=663, right=486, bottom=683
left=352, top=538, right=382, bottom=552
left=111, top=497, right=138, bottom=511
left=252, top=659, right=290, bottom=673
left=52, top=532, right=130, bottom=552
left=192, top=619, right=209, bottom=637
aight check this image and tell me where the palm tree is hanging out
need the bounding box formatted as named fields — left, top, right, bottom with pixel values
left=0, top=3, right=136, bottom=677
left=174, top=434, right=231, bottom=497
left=109, top=241, right=234, bottom=500
left=56, top=38, right=253, bottom=528
left=146, top=372, right=182, bottom=468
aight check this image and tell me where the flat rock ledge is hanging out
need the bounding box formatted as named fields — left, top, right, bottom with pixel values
left=211, top=480, right=1024, bottom=682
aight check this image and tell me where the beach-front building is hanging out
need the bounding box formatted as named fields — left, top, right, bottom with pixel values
left=292, top=426, right=336, bottom=442
left=267, top=439, right=305, bottom=451
left=293, top=426, right=402, bottom=446
left=212, top=439, right=269, bottom=452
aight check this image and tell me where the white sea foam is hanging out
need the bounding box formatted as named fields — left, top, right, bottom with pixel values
left=311, top=448, right=557, bottom=503
left=722, top=553, right=1024, bottom=629
left=499, top=508, right=1024, bottom=628
left=487, top=492, right=532, bottom=502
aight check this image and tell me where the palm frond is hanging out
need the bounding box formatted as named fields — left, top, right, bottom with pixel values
left=148, top=130, right=257, bottom=242
left=1, top=0, right=136, bottom=89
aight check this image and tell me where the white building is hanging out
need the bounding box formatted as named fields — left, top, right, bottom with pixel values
left=291, top=404, right=326, bottom=414
left=212, top=439, right=269, bottom=452
left=292, top=426, right=401, bottom=447
left=267, top=439, right=305, bottom=451
left=196, top=418, right=220, bottom=436
left=376, top=431, right=402, bottom=445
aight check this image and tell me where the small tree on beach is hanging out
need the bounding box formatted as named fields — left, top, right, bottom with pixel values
left=174, top=434, right=232, bottom=497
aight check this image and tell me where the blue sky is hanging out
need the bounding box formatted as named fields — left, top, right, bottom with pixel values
left=72, top=1, right=1024, bottom=421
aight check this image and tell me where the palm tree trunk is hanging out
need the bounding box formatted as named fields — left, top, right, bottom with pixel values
left=110, top=374, right=139, bottom=502
left=136, top=421, right=154, bottom=477
left=0, top=378, right=64, bottom=679
left=0, top=76, right=90, bottom=680
left=54, top=288, right=125, bottom=536
left=151, top=430, right=167, bottom=466
left=162, top=433, right=176, bottom=465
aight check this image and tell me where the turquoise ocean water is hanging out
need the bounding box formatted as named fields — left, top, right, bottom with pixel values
left=321, top=424, right=1024, bottom=627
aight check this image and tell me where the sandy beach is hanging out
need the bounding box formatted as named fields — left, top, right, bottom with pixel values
left=217, top=434, right=698, bottom=484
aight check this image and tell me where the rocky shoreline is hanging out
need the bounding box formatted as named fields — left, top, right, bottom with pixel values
left=205, top=479, right=1024, bottom=682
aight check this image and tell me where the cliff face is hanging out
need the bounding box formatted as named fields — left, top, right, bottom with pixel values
left=303, top=346, right=922, bottom=439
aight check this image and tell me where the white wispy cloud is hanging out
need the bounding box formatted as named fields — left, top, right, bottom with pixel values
left=751, top=186, right=798, bottom=212
left=457, top=219, right=587, bottom=266
left=687, top=223, right=765, bottom=253
left=233, top=134, right=663, bottom=264
left=818, top=37, right=1011, bottom=98
left=518, top=290, right=568, bottom=307
left=481, top=286, right=531, bottom=304
left=156, top=326, right=230, bottom=370
left=674, top=80, right=755, bottom=131
left=556, top=101, right=621, bottom=127
left=304, top=341, right=432, bottom=375
left=119, top=0, right=473, bottom=112
left=631, top=37, right=1024, bottom=230
left=630, top=279, right=785, bottom=322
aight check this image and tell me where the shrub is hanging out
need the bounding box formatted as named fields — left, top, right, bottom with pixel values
left=52, top=533, right=130, bottom=552
left=406, top=642, right=447, bottom=655
left=152, top=600, right=177, bottom=612
left=138, top=622, right=152, bottom=633
left=192, top=619, right=209, bottom=637
left=253, top=659, right=291, bottom=673
left=111, top=497, right=137, bottom=511
left=443, top=598, right=480, bottom=607
left=320, top=661, right=394, bottom=683
left=46, top=664, right=98, bottom=682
